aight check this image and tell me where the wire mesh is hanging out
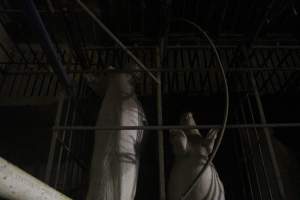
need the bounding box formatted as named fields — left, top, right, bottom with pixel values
left=0, top=46, right=300, bottom=97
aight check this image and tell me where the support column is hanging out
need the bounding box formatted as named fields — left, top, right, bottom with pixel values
left=250, top=74, right=286, bottom=200
left=243, top=46, right=286, bottom=200
left=156, top=48, right=166, bottom=200
left=45, top=94, right=65, bottom=183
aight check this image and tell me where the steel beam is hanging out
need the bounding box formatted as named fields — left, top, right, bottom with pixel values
left=0, top=157, right=71, bottom=200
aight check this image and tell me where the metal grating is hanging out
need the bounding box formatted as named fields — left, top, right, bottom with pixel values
left=1, top=46, right=300, bottom=97
left=0, top=1, right=300, bottom=200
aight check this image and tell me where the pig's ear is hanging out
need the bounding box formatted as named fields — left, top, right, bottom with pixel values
left=169, top=129, right=188, bottom=155
left=180, top=112, right=202, bottom=137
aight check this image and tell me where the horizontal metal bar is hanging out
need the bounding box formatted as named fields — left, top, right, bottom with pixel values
left=0, top=97, right=59, bottom=106
left=0, top=9, right=78, bottom=14
left=52, top=123, right=300, bottom=131
left=0, top=157, right=72, bottom=200
left=1, top=42, right=299, bottom=51
left=85, top=45, right=300, bottom=49
left=4, top=67, right=300, bottom=75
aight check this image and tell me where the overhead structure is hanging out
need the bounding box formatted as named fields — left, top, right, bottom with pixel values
left=0, top=0, right=299, bottom=199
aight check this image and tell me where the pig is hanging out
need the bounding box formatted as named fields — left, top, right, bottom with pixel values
left=168, top=112, right=225, bottom=200
left=86, top=65, right=146, bottom=200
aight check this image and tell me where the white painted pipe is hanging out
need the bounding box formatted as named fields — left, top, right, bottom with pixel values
left=0, top=157, right=72, bottom=200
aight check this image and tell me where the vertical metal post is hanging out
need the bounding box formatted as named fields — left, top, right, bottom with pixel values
left=243, top=46, right=286, bottom=200
left=45, top=93, right=65, bottom=183
left=54, top=99, right=72, bottom=188
left=156, top=47, right=166, bottom=200
left=246, top=95, right=273, bottom=199
left=250, top=74, right=286, bottom=200
left=61, top=104, right=77, bottom=190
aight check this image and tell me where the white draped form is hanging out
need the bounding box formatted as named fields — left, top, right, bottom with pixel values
left=87, top=70, right=146, bottom=200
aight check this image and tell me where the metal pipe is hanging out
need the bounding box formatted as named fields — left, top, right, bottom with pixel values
left=246, top=94, right=273, bottom=199
left=156, top=47, right=166, bottom=200
left=45, top=94, right=65, bottom=183
left=5, top=67, right=300, bottom=75
left=251, top=0, right=277, bottom=43
left=52, top=123, right=300, bottom=131
left=54, top=99, right=72, bottom=188
left=61, top=113, right=76, bottom=190
left=240, top=103, right=263, bottom=199
left=250, top=74, right=286, bottom=200
left=82, top=45, right=300, bottom=50
left=238, top=103, right=259, bottom=200
left=242, top=44, right=286, bottom=199
left=0, top=157, right=72, bottom=200
left=82, top=45, right=300, bottom=49
left=22, top=0, right=73, bottom=94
